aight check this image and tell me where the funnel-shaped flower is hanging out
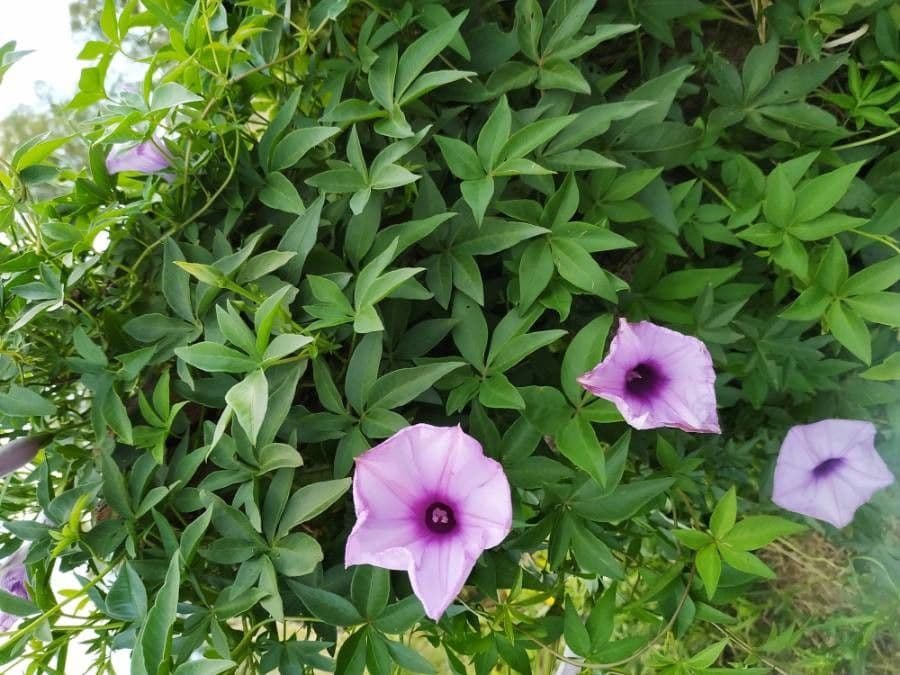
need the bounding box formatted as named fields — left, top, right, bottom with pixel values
left=0, top=548, right=29, bottom=632
left=0, top=437, right=41, bottom=476
left=345, top=424, right=512, bottom=620
left=106, top=138, right=171, bottom=176
left=577, top=319, right=720, bottom=433
left=773, top=419, right=894, bottom=528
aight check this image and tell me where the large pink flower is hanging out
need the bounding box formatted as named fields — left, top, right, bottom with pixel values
left=773, top=419, right=894, bottom=528
left=345, top=424, right=512, bottom=620
left=577, top=319, right=720, bottom=433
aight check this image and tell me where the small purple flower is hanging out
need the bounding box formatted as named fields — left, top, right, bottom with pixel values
left=773, top=419, right=894, bottom=528
left=105, top=138, right=171, bottom=176
left=577, top=319, right=720, bottom=434
left=345, top=424, right=512, bottom=620
left=0, top=548, right=29, bottom=632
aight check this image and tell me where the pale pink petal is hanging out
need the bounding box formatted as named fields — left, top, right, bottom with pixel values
left=408, top=537, right=479, bottom=620
left=344, top=515, right=420, bottom=570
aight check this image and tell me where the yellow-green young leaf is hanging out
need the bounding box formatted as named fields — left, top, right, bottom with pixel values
left=718, top=543, right=775, bottom=578
left=710, top=486, right=737, bottom=539
left=696, top=544, right=722, bottom=599
left=827, top=301, right=872, bottom=364
left=845, top=292, right=900, bottom=327
left=862, top=353, right=900, bottom=381
left=793, top=162, right=863, bottom=223
left=763, top=165, right=796, bottom=227
left=723, top=515, right=806, bottom=550
left=674, top=529, right=713, bottom=550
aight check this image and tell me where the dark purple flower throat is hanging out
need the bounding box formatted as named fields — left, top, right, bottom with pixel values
left=812, top=457, right=844, bottom=479
left=425, top=501, right=456, bottom=534
left=625, top=362, right=665, bottom=398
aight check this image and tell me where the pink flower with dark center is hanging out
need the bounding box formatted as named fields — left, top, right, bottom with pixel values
left=0, top=548, right=29, bottom=632
left=577, top=319, right=720, bottom=433
left=773, top=419, right=894, bottom=528
left=345, top=424, right=512, bottom=620
left=105, top=138, right=172, bottom=177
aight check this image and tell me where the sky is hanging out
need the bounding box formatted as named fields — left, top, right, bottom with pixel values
left=0, top=0, right=84, bottom=115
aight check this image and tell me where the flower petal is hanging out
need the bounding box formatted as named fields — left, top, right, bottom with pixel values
left=407, top=537, right=479, bottom=620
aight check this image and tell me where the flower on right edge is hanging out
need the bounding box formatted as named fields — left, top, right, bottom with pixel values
left=578, top=318, right=720, bottom=434
left=0, top=548, right=30, bottom=632
left=773, top=419, right=894, bottom=528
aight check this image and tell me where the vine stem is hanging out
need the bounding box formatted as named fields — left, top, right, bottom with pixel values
left=832, top=127, right=900, bottom=150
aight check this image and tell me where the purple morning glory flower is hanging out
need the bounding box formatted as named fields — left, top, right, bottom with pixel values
left=577, top=319, right=720, bottom=434
left=773, top=419, right=894, bottom=528
left=345, top=424, right=512, bottom=620
left=0, top=437, right=41, bottom=476
left=0, top=548, right=29, bottom=632
left=105, top=138, right=172, bottom=176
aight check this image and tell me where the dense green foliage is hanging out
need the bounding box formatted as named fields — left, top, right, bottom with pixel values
left=0, top=0, right=899, bottom=673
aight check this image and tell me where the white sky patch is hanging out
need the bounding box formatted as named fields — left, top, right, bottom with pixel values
left=0, top=0, right=83, bottom=114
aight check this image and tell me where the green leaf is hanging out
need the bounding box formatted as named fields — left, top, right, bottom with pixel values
left=366, top=362, right=465, bottom=410
left=571, top=525, right=624, bottom=579
left=278, top=478, right=352, bottom=537
left=696, top=544, right=721, bottom=599
left=270, top=126, right=341, bottom=172
left=551, top=237, right=616, bottom=300
left=101, top=449, right=134, bottom=519
left=793, top=162, right=863, bottom=223
left=845, top=293, right=900, bottom=327
left=132, top=554, right=180, bottom=675
left=564, top=599, right=591, bottom=657
left=435, top=135, right=483, bottom=180
left=176, top=342, right=258, bottom=373
left=0, top=386, right=56, bottom=417
left=827, top=301, right=871, bottom=364
left=270, top=533, right=323, bottom=576
left=718, top=544, right=775, bottom=578
left=345, top=332, right=383, bottom=413
left=561, top=315, right=614, bottom=405
left=172, top=660, right=237, bottom=675
left=515, top=0, right=542, bottom=62
left=518, top=239, right=554, bottom=309
left=500, top=115, right=576, bottom=162
left=763, top=165, right=796, bottom=227
left=394, top=11, right=467, bottom=97
left=710, top=487, right=737, bottom=540
left=461, top=176, right=494, bottom=225
left=479, top=373, right=525, bottom=410
left=674, top=529, right=714, bottom=551
left=477, top=96, right=511, bottom=171
left=724, top=516, right=806, bottom=550
left=149, top=82, right=202, bottom=110
left=351, top=566, right=390, bottom=619
left=862, top=352, right=900, bottom=381
left=842, top=256, right=900, bottom=295
left=384, top=639, right=436, bottom=674
left=225, top=369, right=268, bottom=445
left=289, top=582, right=363, bottom=626
left=374, top=595, right=425, bottom=634
left=556, top=415, right=606, bottom=487
left=260, top=172, right=305, bottom=213
left=572, top=477, right=674, bottom=522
